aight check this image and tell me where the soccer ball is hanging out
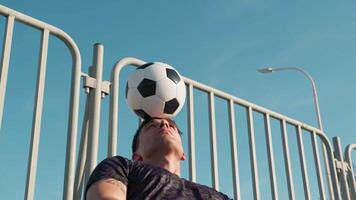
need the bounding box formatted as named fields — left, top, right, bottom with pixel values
left=125, top=62, right=186, bottom=120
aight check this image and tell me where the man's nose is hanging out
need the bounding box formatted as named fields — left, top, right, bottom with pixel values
left=160, top=120, right=169, bottom=128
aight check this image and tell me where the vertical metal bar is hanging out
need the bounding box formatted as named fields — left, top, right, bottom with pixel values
left=322, top=141, right=334, bottom=199
left=108, top=69, right=117, bottom=157
left=0, top=15, right=14, bottom=129
left=264, top=114, right=278, bottom=200
left=246, top=107, right=260, bottom=200
left=228, top=99, right=241, bottom=200
left=333, top=137, right=351, bottom=200
left=73, top=110, right=89, bottom=200
left=73, top=74, right=93, bottom=199
left=280, top=120, right=295, bottom=200
left=82, top=132, right=94, bottom=198
left=62, top=49, right=82, bottom=200
left=87, top=44, right=104, bottom=172
left=208, top=92, right=219, bottom=190
left=187, top=84, right=196, bottom=182
left=311, top=132, right=326, bottom=200
left=24, top=29, right=49, bottom=200
left=296, top=126, right=311, bottom=200
left=107, top=103, right=117, bottom=157
left=322, top=137, right=341, bottom=200
left=345, top=144, right=356, bottom=199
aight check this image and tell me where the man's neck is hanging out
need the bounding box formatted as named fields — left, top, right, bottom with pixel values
left=143, top=154, right=181, bottom=176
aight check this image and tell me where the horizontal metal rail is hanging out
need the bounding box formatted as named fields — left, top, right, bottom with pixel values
left=184, top=76, right=326, bottom=135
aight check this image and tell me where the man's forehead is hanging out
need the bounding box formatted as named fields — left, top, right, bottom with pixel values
left=138, top=117, right=183, bottom=136
left=142, top=118, right=176, bottom=126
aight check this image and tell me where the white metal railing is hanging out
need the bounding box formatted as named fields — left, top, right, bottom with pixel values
left=0, top=4, right=82, bottom=200
left=181, top=76, right=341, bottom=200
left=104, top=56, right=342, bottom=200
left=2, top=4, right=356, bottom=200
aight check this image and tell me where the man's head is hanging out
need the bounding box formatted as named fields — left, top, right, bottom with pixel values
left=131, top=118, right=185, bottom=161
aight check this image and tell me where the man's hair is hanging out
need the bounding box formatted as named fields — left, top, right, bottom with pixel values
left=131, top=118, right=183, bottom=153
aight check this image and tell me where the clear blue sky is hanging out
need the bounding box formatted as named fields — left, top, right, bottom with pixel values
left=1, top=1, right=356, bottom=199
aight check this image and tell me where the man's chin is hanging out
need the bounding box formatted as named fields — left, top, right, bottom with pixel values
left=158, top=129, right=173, bottom=136
left=147, top=142, right=182, bottom=155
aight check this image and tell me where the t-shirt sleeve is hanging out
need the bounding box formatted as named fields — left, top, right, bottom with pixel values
left=85, top=156, right=131, bottom=194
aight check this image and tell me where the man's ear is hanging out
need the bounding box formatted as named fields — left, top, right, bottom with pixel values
left=132, top=153, right=143, bottom=161
left=180, top=152, right=186, bottom=161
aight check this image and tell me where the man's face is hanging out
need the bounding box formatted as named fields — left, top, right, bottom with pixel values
left=136, top=118, right=185, bottom=160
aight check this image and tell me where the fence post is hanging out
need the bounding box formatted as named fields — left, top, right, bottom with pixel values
left=344, top=144, right=356, bottom=199
left=333, top=137, right=351, bottom=200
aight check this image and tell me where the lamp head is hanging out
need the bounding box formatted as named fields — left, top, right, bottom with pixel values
left=257, top=67, right=274, bottom=74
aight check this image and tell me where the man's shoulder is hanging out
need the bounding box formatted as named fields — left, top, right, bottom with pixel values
left=86, top=156, right=132, bottom=193
left=103, top=155, right=130, bottom=162
left=98, top=155, right=132, bottom=167
left=88, top=155, right=134, bottom=182
left=182, top=179, right=232, bottom=200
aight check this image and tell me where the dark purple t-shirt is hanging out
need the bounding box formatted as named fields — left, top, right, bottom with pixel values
left=86, top=156, right=232, bottom=200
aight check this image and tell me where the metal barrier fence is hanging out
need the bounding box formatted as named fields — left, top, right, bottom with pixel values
left=1, top=3, right=356, bottom=200
left=0, top=4, right=82, bottom=200
left=105, top=56, right=342, bottom=200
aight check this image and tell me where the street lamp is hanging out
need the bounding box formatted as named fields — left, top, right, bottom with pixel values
left=258, top=67, right=336, bottom=199
left=257, top=67, right=323, bottom=131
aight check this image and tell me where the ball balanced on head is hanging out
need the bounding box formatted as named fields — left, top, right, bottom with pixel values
left=125, top=62, right=186, bottom=120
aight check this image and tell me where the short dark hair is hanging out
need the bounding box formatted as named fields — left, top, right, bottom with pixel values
left=131, top=118, right=182, bottom=153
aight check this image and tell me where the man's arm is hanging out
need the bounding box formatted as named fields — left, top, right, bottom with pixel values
left=86, top=178, right=127, bottom=200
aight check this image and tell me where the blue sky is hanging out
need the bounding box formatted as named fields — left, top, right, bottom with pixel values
left=1, top=1, right=356, bottom=199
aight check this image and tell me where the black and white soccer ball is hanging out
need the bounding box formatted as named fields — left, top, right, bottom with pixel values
left=125, top=62, right=186, bottom=120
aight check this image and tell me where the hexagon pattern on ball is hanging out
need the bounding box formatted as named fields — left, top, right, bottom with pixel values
left=164, top=99, right=179, bottom=114
left=137, top=79, right=156, bottom=97
left=125, top=62, right=186, bottom=119
left=134, top=109, right=150, bottom=120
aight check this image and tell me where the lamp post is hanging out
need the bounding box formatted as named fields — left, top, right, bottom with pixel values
left=257, top=67, right=323, bottom=131
left=258, top=67, right=336, bottom=199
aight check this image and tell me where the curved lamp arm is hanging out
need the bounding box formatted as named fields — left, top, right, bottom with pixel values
left=258, top=67, right=323, bottom=131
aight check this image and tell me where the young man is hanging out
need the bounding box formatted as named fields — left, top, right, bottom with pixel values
left=86, top=118, right=232, bottom=200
